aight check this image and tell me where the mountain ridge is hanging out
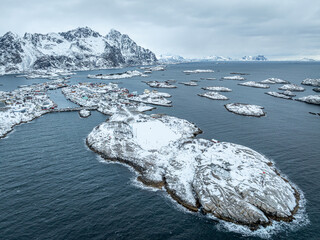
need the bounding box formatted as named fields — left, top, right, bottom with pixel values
left=157, top=54, right=268, bottom=64
left=0, top=27, right=157, bottom=75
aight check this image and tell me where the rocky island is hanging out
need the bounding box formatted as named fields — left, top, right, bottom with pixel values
left=198, top=92, right=229, bottom=100
left=129, top=90, right=172, bottom=107
left=301, top=78, right=320, bottom=87
left=202, top=86, right=232, bottom=92
left=224, top=103, right=266, bottom=117
left=296, top=95, right=320, bottom=105
left=183, top=69, right=214, bottom=74
left=222, top=75, right=245, bottom=80
left=260, top=78, right=289, bottom=84
left=17, top=70, right=75, bottom=80
left=238, top=81, right=270, bottom=89
left=179, top=81, right=198, bottom=86
left=278, top=84, right=305, bottom=92
left=313, top=88, right=320, bottom=93
left=79, top=109, right=91, bottom=118
left=144, top=81, right=177, bottom=88
left=88, top=70, right=147, bottom=80
left=86, top=112, right=299, bottom=229
left=265, top=92, right=293, bottom=100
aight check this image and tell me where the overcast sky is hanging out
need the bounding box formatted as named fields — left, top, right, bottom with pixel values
left=1, top=0, right=320, bottom=60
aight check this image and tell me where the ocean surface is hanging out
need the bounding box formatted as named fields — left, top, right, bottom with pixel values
left=0, top=62, right=319, bottom=239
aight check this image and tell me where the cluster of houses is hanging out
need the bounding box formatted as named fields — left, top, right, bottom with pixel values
left=0, top=81, right=67, bottom=137
left=0, top=82, right=63, bottom=112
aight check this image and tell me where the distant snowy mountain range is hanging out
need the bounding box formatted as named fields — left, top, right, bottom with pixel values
left=157, top=54, right=268, bottom=63
left=299, top=58, right=316, bottom=62
left=0, top=27, right=157, bottom=75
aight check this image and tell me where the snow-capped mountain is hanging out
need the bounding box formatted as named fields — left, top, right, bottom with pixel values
left=0, top=27, right=157, bottom=75
left=157, top=54, right=234, bottom=64
left=200, top=55, right=232, bottom=61
left=299, top=58, right=316, bottom=62
left=241, top=55, right=267, bottom=61
left=157, top=54, right=269, bottom=63
left=157, top=54, right=186, bottom=64
left=106, top=29, right=157, bottom=65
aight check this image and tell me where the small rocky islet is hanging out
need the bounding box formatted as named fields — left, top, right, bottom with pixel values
left=224, top=103, right=266, bottom=117
left=198, top=92, right=229, bottom=100
left=238, top=81, right=270, bottom=89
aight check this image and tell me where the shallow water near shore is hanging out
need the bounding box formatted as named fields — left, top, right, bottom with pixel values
left=0, top=62, right=319, bottom=239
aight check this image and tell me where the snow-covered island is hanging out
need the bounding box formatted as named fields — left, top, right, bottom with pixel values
left=140, top=65, right=166, bottom=72
left=17, top=70, right=75, bottom=80
left=202, top=86, right=232, bottom=92
left=225, top=103, right=266, bottom=117
left=296, top=95, right=320, bottom=105
left=86, top=112, right=300, bottom=229
left=282, top=90, right=296, bottom=97
left=278, top=84, right=305, bottom=92
left=88, top=70, right=146, bottom=80
left=144, top=81, right=177, bottom=88
left=62, top=82, right=154, bottom=115
left=260, top=78, right=289, bottom=84
left=265, top=92, right=292, bottom=100
left=128, top=89, right=172, bottom=107
left=301, top=78, right=320, bottom=87
left=79, top=109, right=91, bottom=118
left=179, top=81, right=198, bottom=86
left=198, top=92, right=229, bottom=100
left=230, top=72, right=249, bottom=75
left=183, top=69, right=214, bottom=74
left=238, top=81, right=270, bottom=89
left=0, top=81, right=66, bottom=138
left=313, top=88, right=320, bottom=93
left=222, top=75, right=245, bottom=80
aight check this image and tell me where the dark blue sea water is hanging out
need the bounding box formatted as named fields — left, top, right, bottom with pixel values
left=0, top=62, right=319, bottom=239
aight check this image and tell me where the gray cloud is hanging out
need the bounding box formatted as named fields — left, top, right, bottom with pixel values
left=1, top=0, right=320, bottom=59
